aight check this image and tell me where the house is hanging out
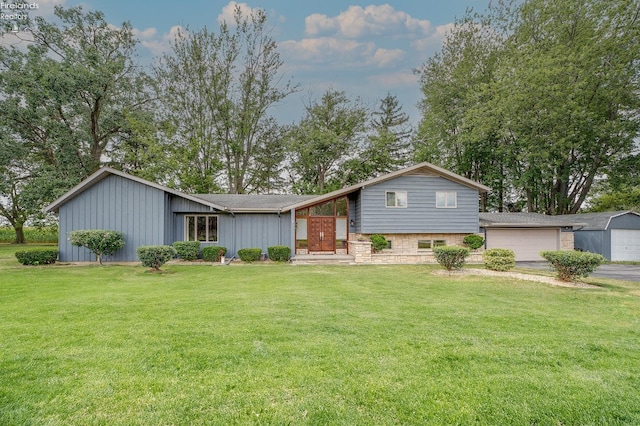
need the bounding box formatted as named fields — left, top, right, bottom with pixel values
left=563, top=211, right=640, bottom=261
left=44, top=162, right=491, bottom=263
left=479, top=213, right=582, bottom=261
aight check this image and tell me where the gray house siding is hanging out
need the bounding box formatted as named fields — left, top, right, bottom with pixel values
left=173, top=212, right=291, bottom=257
left=609, top=214, right=640, bottom=229
left=359, top=175, right=479, bottom=234
left=574, top=231, right=609, bottom=259
left=58, top=174, right=166, bottom=262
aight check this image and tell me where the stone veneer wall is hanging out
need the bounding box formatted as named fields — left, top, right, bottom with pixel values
left=561, top=231, right=574, bottom=251
left=348, top=233, right=484, bottom=264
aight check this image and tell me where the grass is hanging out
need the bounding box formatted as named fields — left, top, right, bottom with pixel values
left=0, top=226, right=58, bottom=244
left=1, top=245, right=640, bottom=425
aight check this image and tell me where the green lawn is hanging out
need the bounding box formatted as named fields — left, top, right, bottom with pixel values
left=1, top=245, right=639, bottom=425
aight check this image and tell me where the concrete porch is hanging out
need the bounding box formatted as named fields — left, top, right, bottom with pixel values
left=290, top=254, right=356, bottom=265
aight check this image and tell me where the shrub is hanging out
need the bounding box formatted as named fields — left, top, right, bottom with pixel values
left=202, top=246, right=227, bottom=262
left=68, top=230, right=125, bottom=264
left=463, top=234, right=485, bottom=250
left=433, top=246, right=470, bottom=272
left=268, top=245, right=291, bottom=262
left=369, top=234, right=388, bottom=252
left=237, top=248, right=262, bottom=263
left=137, top=245, right=177, bottom=270
left=15, top=249, right=58, bottom=266
left=172, top=241, right=200, bottom=261
left=541, top=250, right=605, bottom=281
left=484, top=248, right=516, bottom=271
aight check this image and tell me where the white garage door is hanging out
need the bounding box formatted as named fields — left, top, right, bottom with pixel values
left=611, top=229, right=640, bottom=261
left=486, top=228, right=560, bottom=261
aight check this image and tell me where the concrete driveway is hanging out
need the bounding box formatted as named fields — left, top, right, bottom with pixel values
left=516, top=262, right=640, bottom=282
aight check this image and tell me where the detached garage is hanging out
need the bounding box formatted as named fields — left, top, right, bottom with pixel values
left=480, top=213, right=580, bottom=261
left=567, top=211, right=640, bottom=261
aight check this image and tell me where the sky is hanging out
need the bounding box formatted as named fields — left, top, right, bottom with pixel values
left=2, top=0, right=489, bottom=125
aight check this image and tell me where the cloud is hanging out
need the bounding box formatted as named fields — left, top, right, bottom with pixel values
left=217, top=1, right=258, bottom=25
left=139, top=25, right=185, bottom=57
left=305, top=4, right=432, bottom=39
left=368, top=71, right=418, bottom=88
left=411, top=23, right=455, bottom=52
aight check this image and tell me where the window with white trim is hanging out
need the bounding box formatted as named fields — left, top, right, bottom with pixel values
left=185, top=215, right=218, bottom=242
left=386, top=191, right=407, bottom=208
left=436, top=191, right=457, bottom=208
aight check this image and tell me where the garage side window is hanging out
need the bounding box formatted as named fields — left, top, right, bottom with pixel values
left=185, top=215, right=218, bottom=242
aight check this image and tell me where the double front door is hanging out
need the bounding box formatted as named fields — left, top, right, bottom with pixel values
left=308, top=217, right=335, bottom=252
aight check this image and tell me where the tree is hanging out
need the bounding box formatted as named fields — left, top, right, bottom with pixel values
left=415, top=0, right=640, bottom=214
left=345, top=94, right=412, bottom=183
left=154, top=5, right=296, bottom=194
left=288, top=90, right=367, bottom=194
left=0, top=5, right=153, bottom=239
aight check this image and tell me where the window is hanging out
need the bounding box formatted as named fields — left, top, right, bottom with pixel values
left=185, top=215, right=218, bottom=242
left=436, top=191, right=457, bottom=208
left=418, top=239, right=446, bottom=250
left=386, top=191, right=407, bottom=208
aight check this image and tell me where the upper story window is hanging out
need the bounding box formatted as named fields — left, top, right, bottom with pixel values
left=436, top=191, right=457, bottom=208
left=386, top=191, right=407, bottom=208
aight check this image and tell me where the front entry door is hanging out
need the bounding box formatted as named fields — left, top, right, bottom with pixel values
left=309, top=217, right=335, bottom=252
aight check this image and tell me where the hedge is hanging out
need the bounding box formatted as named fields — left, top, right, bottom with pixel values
left=202, top=246, right=227, bottom=262
left=137, top=245, right=177, bottom=270
left=15, top=249, right=59, bottom=266
left=237, top=248, right=262, bottom=263
left=541, top=250, right=605, bottom=281
left=369, top=234, right=388, bottom=252
left=433, top=246, right=470, bottom=271
left=268, top=245, right=291, bottom=262
left=463, top=234, right=485, bottom=250
left=483, top=248, right=516, bottom=271
left=172, top=241, right=200, bottom=261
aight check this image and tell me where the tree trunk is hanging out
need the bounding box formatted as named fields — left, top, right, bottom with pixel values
left=14, top=225, right=26, bottom=244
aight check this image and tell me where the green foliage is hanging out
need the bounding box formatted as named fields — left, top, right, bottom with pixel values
left=172, top=241, right=201, bottom=261
left=483, top=248, right=516, bottom=272
left=202, top=246, right=227, bottom=262
left=267, top=246, right=291, bottom=262
left=0, top=226, right=58, bottom=244
left=541, top=250, right=605, bottom=281
left=68, top=230, right=125, bottom=264
left=237, top=248, right=262, bottom=263
left=369, top=234, right=388, bottom=252
left=14, top=249, right=58, bottom=265
left=415, top=0, right=640, bottom=214
left=463, top=234, right=485, bottom=250
left=587, top=187, right=640, bottom=212
left=433, top=246, right=470, bottom=271
left=136, top=245, right=176, bottom=270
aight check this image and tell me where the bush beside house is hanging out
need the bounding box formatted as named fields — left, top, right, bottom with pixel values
left=15, top=249, right=59, bottom=265
left=484, top=248, right=516, bottom=271
left=137, top=246, right=177, bottom=271
left=541, top=250, right=605, bottom=281
left=237, top=248, right=262, bottom=263
left=68, top=230, right=125, bottom=265
left=268, top=246, right=291, bottom=262
left=172, top=241, right=200, bottom=261
left=433, top=246, right=470, bottom=271
left=202, top=246, right=227, bottom=262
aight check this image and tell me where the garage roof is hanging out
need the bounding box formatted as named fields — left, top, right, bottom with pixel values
left=479, top=212, right=586, bottom=228
left=559, top=211, right=640, bottom=231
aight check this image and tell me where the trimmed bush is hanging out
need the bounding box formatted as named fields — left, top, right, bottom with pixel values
left=172, top=241, right=200, bottom=261
left=137, top=245, right=177, bottom=270
left=202, top=246, right=227, bottom=262
left=237, top=248, right=262, bottom=263
left=541, top=250, right=605, bottom=281
left=463, top=234, right=485, bottom=250
left=484, top=248, right=516, bottom=271
left=268, top=245, right=291, bottom=262
left=15, top=249, right=59, bottom=266
left=369, top=234, right=388, bottom=252
left=68, top=230, right=125, bottom=264
left=433, top=246, right=470, bottom=271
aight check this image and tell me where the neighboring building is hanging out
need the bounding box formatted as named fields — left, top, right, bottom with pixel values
left=44, top=162, right=490, bottom=263
left=564, top=211, right=640, bottom=261
left=479, top=213, right=581, bottom=261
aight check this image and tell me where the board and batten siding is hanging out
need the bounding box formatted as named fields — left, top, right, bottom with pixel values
left=359, top=175, right=480, bottom=234
left=173, top=212, right=291, bottom=257
left=58, top=174, right=167, bottom=261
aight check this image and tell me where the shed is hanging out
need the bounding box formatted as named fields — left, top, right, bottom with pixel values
left=565, top=211, right=640, bottom=261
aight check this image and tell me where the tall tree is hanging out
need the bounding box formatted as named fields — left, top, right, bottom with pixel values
left=415, top=0, right=640, bottom=214
left=288, top=90, right=367, bottom=194
left=154, top=5, right=296, bottom=194
left=0, top=5, right=152, bottom=240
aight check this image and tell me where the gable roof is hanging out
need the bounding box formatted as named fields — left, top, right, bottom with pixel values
left=45, top=162, right=491, bottom=214
left=479, top=212, right=586, bottom=228
left=287, top=162, right=491, bottom=211
left=559, top=211, right=640, bottom=231
left=44, top=167, right=226, bottom=213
